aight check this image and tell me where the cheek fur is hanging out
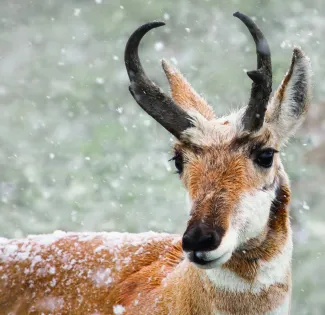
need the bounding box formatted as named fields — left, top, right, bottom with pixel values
left=185, top=192, right=193, bottom=214
left=233, top=188, right=276, bottom=244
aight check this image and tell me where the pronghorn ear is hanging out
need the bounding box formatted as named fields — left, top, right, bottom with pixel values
left=266, top=48, right=312, bottom=144
left=162, top=60, right=215, bottom=120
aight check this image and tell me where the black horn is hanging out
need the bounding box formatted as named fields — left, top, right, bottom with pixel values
left=233, top=12, right=272, bottom=132
left=124, top=22, right=193, bottom=139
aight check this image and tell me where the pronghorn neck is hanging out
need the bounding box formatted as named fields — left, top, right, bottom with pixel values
left=223, top=181, right=292, bottom=277
left=155, top=180, right=292, bottom=315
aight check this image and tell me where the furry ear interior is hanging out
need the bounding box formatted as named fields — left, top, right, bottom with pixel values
left=266, top=47, right=312, bottom=143
left=162, top=60, right=215, bottom=120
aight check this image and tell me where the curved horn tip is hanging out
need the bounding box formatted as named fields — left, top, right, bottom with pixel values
left=233, top=11, right=242, bottom=18
left=134, top=21, right=166, bottom=33
left=145, top=20, right=166, bottom=28
left=125, top=21, right=165, bottom=81
left=233, top=11, right=271, bottom=60
left=126, top=21, right=165, bottom=45
left=233, top=11, right=249, bottom=21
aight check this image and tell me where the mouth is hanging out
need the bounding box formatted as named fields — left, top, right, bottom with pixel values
left=187, top=250, right=232, bottom=269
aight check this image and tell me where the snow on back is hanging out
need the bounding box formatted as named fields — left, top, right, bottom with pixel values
left=0, top=230, right=180, bottom=263
left=0, top=230, right=181, bottom=290
left=113, top=304, right=126, bottom=314
left=35, top=296, right=65, bottom=312
left=90, top=267, right=113, bottom=287
left=32, top=230, right=67, bottom=245
left=0, top=231, right=182, bottom=311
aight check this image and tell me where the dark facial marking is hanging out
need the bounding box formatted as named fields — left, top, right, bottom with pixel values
left=230, top=132, right=272, bottom=158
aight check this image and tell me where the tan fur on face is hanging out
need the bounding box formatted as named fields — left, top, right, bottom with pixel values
left=175, top=121, right=280, bottom=230
left=182, top=147, right=253, bottom=232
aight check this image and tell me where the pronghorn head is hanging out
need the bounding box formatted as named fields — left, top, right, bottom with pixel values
left=125, top=12, right=312, bottom=269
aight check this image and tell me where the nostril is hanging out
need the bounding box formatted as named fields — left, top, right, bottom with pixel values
left=182, top=234, right=193, bottom=252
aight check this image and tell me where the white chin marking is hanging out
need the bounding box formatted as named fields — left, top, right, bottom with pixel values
left=193, top=250, right=232, bottom=269
left=204, top=236, right=292, bottom=294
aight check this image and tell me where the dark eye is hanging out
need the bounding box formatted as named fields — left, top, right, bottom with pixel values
left=255, top=149, right=276, bottom=168
left=170, top=152, right=183, bottom=174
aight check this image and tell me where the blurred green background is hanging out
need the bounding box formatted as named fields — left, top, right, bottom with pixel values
left=0, top=0, right=324, bottom=313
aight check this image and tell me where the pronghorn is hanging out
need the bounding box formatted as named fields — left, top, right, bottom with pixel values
left=0, top=12, right=311, bottom=315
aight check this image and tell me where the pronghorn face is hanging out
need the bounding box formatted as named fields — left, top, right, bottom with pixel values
left=125, top=13, right=311, bottom=269
left=174, top=113, right=282, bottom=268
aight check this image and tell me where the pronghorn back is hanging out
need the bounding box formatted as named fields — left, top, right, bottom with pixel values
left=0, top=12, right=312, bottom=315
left=0, top=232, right=182, bottom=314
left=0, top=230, right=290, bottom=315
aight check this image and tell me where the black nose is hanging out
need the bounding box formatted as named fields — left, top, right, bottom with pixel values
left=182, top=224, right=222, bottom=252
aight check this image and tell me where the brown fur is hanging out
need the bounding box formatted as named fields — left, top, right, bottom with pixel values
left=183, top=146, right=253, bottom=234
left=0, top=233, right=182, bottom=314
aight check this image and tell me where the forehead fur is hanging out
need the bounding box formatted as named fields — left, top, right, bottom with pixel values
left=179, top=110, right=279, bottom=151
